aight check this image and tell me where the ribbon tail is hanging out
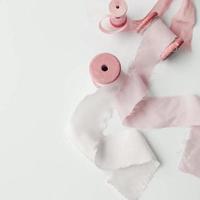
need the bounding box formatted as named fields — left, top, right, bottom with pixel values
left=109, top=161, right=159, bottom=200
left=179, top=126, right=200, bottom=177
left=95, top=130, right=159, bottom=200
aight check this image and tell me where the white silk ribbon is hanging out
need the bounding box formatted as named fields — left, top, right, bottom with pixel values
left=71, top=86, right=159, bottom=200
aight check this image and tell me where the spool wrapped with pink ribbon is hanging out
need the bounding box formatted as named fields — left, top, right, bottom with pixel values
left=70, top=0, right=198, bottom=199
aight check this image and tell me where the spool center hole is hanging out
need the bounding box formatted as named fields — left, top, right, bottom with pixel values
left=116, top=5, right=120, bottom=9
left=101, top=65, right=108, bottom=72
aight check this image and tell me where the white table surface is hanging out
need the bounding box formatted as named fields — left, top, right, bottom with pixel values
left=0, top=0, right=200, bottom=199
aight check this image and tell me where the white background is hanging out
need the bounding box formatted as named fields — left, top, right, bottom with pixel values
left=0, top=0, right=200, bottom=199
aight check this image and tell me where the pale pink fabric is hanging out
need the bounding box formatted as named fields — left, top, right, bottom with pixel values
left=70, top=0, right=197, bottom=199
left=100, top=0, right=199, bottom=178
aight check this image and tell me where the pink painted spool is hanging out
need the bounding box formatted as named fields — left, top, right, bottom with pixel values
left=160, top=37, right=184, bottom=60
left=136, top=12, right=158, bottom=33
left=109, top=0, right=128, bottom=27
left=89, top=53, right=121, bottom=86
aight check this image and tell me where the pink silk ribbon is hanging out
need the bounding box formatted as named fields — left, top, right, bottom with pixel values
left=70, top=0, right=197, bottom=199
left=101, top=0, right=198, bottom=179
